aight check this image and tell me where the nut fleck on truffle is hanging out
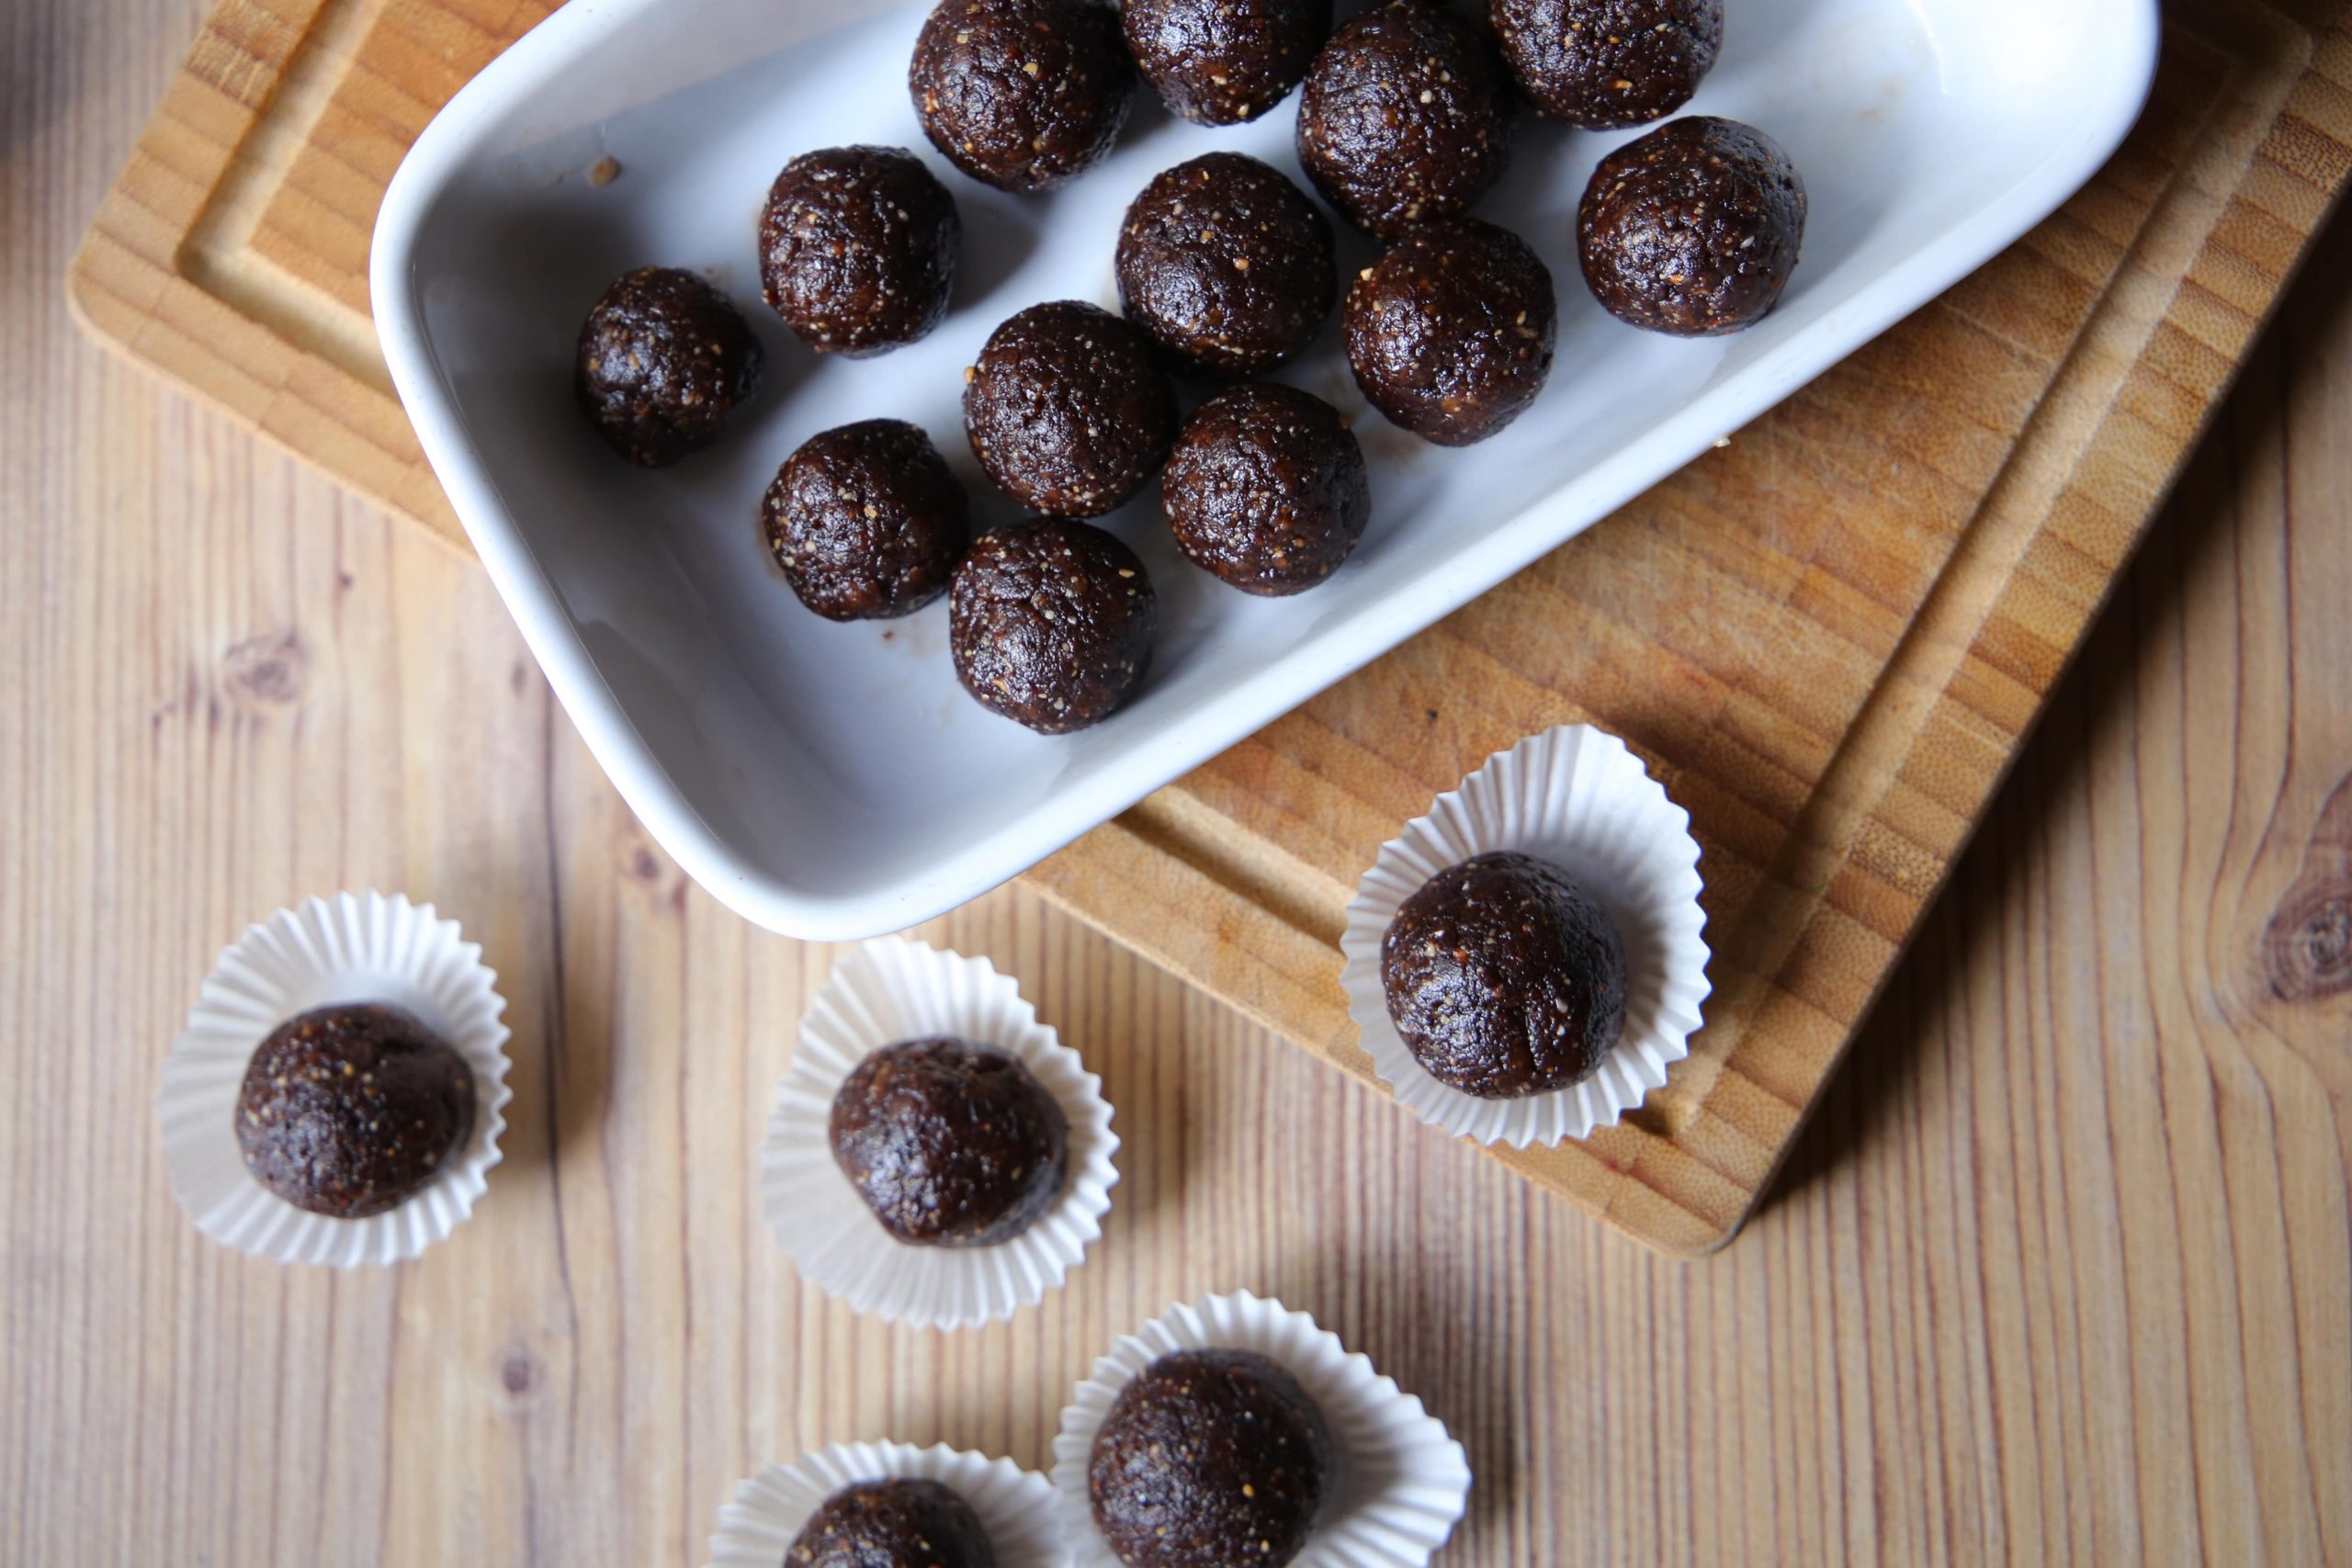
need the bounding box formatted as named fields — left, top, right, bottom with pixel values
left=1088, top=1348, right=1332, bottom=1568
left=235, top=1003, right=477, bottom=1218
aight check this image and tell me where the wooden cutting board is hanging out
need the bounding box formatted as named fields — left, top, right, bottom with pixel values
left=69, top=0, right=2352, bottom=1257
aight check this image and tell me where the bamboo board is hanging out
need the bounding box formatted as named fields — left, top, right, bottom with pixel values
left=68, top=0, right=2352, bottom=1254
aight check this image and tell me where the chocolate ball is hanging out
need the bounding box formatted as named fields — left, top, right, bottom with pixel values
left=1122, top=0, right=1331, bottom=125
left=235, top=1004, right=477, bottom=1219
left=1295, top=0, right=1514, bottom=238
left=1115, top=152, right=1337, bottom=379
left=910, top=0, right=1135, bottom=193
left=763, top=420, right=969, bottom=620
left=1163, top=383, right=1369, bottom=595
left=1344, top=217, right=1556, bottom=446
left=950, top=519, right=1155, bottom=733
left=1491, top=0, right=1722, bottom=128
left=1088, top=1349, right=1333, bottom=1568
left=828, top=1037, right=1069, bottom=1247
left=786, top=1479, right=997, bottom=1568
left=1578, top=115, right=1807, bottom=335
left=1380, top=851, right=1626, bottom=1098
left=965, top=300, right=1179, bottom=517
left=574, top=266, right=763, bottom=467
left=759, top=145, right=960, bottom=356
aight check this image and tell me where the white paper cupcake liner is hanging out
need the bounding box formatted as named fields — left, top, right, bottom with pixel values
left=761, top=937, right=1119, bottom=1330
left=156, top=890, right=514, bottom=1267
left=1340, top=723, right=1712, bottom=1146
left=707, top=1440, right=1068, bottom=1568
left=1052, top=1291, right=1470, bottom=1568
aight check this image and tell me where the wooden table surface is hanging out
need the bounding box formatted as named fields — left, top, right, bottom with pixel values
left=6, top=3, right=2349, bottom=1563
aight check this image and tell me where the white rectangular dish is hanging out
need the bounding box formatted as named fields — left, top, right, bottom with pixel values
left=371, top=0, right=2157, bottom=940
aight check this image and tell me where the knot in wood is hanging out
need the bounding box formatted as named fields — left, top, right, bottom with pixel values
left=220, top=630, right=306, bottom=705
left=2265, top=882, right=2352, bottom=1003
left=2263, top=773, right=2352, bottom=1004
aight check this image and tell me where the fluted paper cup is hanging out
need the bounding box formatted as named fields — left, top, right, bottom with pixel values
left=1053, top=1291, right=1470, bottom=1568
left=1340, top=723, right=1711, bottom=1146
left=761, top=937, right=1119, bottom=1329
left=707, top=1440, right=1067, bottom=1568
left=156, top=891, right=513, bottom=1266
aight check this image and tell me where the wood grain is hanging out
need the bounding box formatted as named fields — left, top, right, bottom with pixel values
left=61, top=0, right=2352, bottom=1254
left=7, top=5, right=2349, bottom=1566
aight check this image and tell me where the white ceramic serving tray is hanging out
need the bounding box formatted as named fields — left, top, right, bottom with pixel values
left=372, top=0, right=2157, bottom=940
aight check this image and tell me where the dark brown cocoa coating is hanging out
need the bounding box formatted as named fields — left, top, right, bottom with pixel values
left=759, top=145, right=960, bottom=356
left=1088, top=1349, right=1332, bottom=1568
left=910, top=0, right=1135, bottom=193
left=786, top=1478, right=997, bottom=1568
left=1343, top=217, right=1555, bottom=446
left=965, top=300, right=1178, bottom=517
left=235, top=1004, right=477, bottom=1218
left=763, top=420, right=970, bottom=620
left=828, top=1037, right=1069, bottom=1247
left=1163, top=383, right=1368, bottom=595
left=1121, top=0, right=1331, bottom=125
left=574, top=266, right=763, bottom=467
left=1380, top=850, right=1626, bottom=1098
left=1578, top=115, right=1807, bottom=335
left=1490, top=0, right=1722, bottom=127
left=950, top=519, right=1155, bottom=732
left=1115, top=152, right=1337, bottom=379
left=1295, top=0, right=1514, bottom=238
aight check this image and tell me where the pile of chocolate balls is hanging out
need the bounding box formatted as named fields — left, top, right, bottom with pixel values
left=571, top=0, right=1804, bottom=735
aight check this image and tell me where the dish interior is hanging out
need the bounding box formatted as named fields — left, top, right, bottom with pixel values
left=382, top=0, right=2152, bottom=934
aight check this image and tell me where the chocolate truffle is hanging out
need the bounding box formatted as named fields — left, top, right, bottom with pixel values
left=910, top=0, right=1135, bottom=193
left=1295, top=0, right=1514, bottom=238
left=759, top=145, right=960, bottom=356
left=1578, top=115, right=1807, bottom=336
left=1344, top=217, right=1556, bottom=446
left=950, top=519, right=1155, bottom=733
left=965, top=300, right=1178, bottom=517
left=763, top=419, right=970, bottom=620
left=1491, top=0, right=1722, bottom=128
left=829, top=1037, right=1069, bottom=1246
left=1088, top=1349, right=1332, bottom=1568
left=786, top=1478, right=997, bottom=1568
left=1122, top=0, right=1331, bottom=125
left=1380, top=850, right=1626, bottom=1098
left=574, top=266, right=763, bottom=467
left=1115, top=152, right=1337, bottom=379
left=1163, top=383, right=1369, bottom=595
left=235, top=1003, right=477, bottom=1219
